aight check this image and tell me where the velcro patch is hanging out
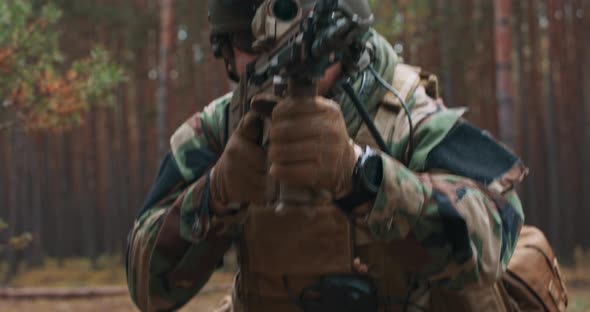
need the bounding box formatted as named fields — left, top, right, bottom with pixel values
left=425, top=122, right=520, bottom=187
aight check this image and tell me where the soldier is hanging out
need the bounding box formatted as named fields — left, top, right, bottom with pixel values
left=126, top=0, right=528, bottom=311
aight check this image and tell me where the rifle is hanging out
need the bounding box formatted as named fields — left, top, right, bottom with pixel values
left=243, top=0, right=374, bottom=113
left=238, top=0, right=405, bottom=213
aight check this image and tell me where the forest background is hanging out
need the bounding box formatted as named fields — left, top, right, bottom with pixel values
left=0, top=0, right=589, bottom=311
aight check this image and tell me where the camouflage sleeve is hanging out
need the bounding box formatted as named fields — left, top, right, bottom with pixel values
left=361, top=78, right=526, bottom=289
left=126, top=93, right=244, bottom=311
left=368, top=156, right=524, bottom=289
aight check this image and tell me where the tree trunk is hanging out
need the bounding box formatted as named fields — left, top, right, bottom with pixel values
left=511, top=0, right=526, bottom=207
left=84, top=113, right=99, bottom=269
left=543, top=0, right=563, bottom=255
left=494, top=0, right=516, bottom=150
left=4, top=127, right=22, bottom=283
left=577, top=0, right=590, bottom=247
left=114, top=85, right=129, bottom=254
left=520, top=0, right=545, bottom=229
left=437, top=0, right=455, bottom=106
left=95, top=107, right=110, bottom=256
left=568, top=0, right=590, bottom=248
left=19, top=133, right=31, bottom=268
left=55, top=132, right=68, bottom=268
left=29, top=134, right=44, bottom=267
left=0, top=131, right=6, bottom=267
left=140, top=26, right=160, bottom=200
left=157, top=0, right=175, bottom=158
left=558, top=0, right=584, bottom=255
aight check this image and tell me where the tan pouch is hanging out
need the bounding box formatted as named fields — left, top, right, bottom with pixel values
left=503, top=226, right=568, bottom=312
left=242, top=204, right=353, bottom=300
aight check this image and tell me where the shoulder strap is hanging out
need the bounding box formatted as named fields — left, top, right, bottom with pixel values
left=227, top=78, right=250, bottom=140
left=354, top=63, right=422, bottom=149
left=381, top=64, right=422, bottom=109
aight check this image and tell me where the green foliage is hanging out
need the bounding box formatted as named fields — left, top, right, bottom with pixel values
left=368, top=0, right=439, bottom=42
left=0, top=219, right=32, bottom=253
left=0, top=0, right=125, bottom=131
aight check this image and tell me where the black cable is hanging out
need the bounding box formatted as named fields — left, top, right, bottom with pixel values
left=359, top=70, right=367, bottom=94
left=368, top=65, right=415, bottom=164
left=342, top=81, right=392, bottom=156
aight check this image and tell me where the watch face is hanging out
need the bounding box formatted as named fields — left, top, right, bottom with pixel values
left=360, top=153, right=383, bottom=193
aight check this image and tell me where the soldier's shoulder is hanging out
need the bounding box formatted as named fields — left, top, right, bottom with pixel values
left=169, top=92, right=234, bottom=180
left=195, top=91, right=232, bottom=123
left=206, top=92, right=234, bottom=112
left=171, top=91, right=233, bottom=145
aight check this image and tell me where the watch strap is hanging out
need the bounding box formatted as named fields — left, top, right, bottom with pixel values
left=334, top=147, right=381, bottom=213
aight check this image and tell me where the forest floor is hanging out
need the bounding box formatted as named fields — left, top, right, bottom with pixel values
left=0, top=257, right=589, bottom=311
left=0, top=257, right=232, bottom=312
left=0, top=289, right=228, bottom=312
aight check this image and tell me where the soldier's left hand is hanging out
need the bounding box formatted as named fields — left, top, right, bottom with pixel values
left=268, top=96, right=359, bottom=197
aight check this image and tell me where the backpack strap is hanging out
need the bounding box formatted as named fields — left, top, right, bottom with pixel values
left=227, top=77, right=250, bottom=141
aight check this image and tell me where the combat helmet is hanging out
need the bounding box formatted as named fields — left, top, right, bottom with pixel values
left=208, top=0, right=260, bottom=36
left=208, top=0, right=372, bottom=81
left=208, top=0, right=315, bottom=81
left=208, top=0, right=261, bottom=81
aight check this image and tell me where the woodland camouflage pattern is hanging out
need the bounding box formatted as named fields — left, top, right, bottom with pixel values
left=126, top=31, right=526, bottom=311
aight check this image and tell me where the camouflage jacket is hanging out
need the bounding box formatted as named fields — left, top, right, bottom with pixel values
left=126, top=31, right=526, bottom=311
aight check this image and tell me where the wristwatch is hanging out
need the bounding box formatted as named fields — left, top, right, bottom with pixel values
left=335, top=146, right=384, bottom=212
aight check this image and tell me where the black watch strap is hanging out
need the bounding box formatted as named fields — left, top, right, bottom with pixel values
left=334, top=186, right=377, bottom=214
left=335, top=147, right=383, bottom=213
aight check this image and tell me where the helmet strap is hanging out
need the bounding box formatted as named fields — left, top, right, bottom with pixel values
left=213, top=34, right=241, bottom=83
left=224, top=55, right=240, bottom=82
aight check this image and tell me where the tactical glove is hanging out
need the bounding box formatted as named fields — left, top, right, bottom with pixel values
left=268, top=96, right=359, bottom=198
left=210, top=111, right=267, bottom=206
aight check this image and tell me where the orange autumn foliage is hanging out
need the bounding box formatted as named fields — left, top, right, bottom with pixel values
left=0, top=1, right=124, bottom=132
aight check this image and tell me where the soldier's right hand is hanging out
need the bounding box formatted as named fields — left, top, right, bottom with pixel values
left=209, top=111, right=267, bottom=212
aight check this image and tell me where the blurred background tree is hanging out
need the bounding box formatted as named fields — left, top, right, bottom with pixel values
left=0, top=0, right=124, bottom=281
left=0, top=0, right=588, bottom=310
left=0, top=0, right=124, bottom=131
left=0, top=219, right=32, bottom=252
left=0, top=219, right=32, bottom=283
